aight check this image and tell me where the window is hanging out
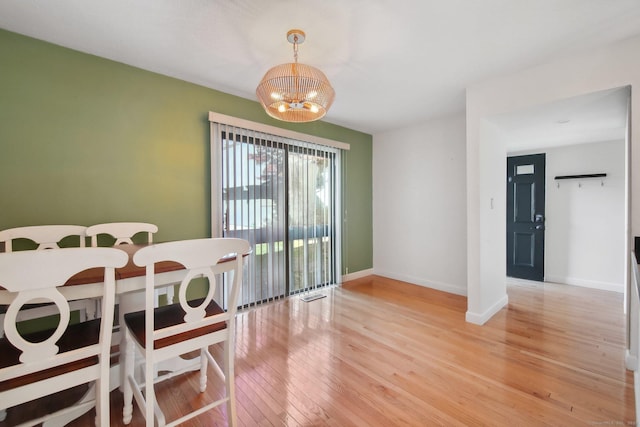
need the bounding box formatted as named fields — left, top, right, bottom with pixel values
left=210, top=113, right=348, bottom=307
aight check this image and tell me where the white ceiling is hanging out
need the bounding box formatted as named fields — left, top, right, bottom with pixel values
left=1, top=0, right=640, bottom=135
left=492, top=86, right=630, bottom=152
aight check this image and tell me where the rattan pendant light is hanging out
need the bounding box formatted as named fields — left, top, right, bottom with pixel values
left=256, top=29, right=335, bottom=123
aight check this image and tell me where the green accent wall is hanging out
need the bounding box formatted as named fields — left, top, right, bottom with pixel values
left=0, top=29, right=373, bottom=274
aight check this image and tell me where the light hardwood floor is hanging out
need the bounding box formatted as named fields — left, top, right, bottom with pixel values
left=2, top=275, right=635, bottom=426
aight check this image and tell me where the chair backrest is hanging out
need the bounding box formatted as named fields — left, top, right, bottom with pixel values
left=132, top=238, right=249, bottom=343
left=0, top=225, right=87, bottom=252
left=86, top=222, right=158, bottom=247
left=0, top=247, right=128, bottom=425
left=0, top=248, right=129, bottom=364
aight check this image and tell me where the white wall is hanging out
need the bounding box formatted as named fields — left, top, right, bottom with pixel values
left=544, top=140, right=626, bottom=291
left=373, top=114, right=467, bottom=295
left=512, top=140, right=626, bottom=292
left=466, top=33, right=640, bottom=324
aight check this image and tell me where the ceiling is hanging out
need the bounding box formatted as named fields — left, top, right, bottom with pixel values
left=1, top=0, right=640, bottom=135
left=492, top=86, right=630, bottom=152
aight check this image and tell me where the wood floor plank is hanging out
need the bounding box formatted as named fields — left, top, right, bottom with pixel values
left=1, top=275, right=634, bottom=426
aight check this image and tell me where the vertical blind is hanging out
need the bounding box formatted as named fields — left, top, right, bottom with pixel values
left=210, top=114, right=345, bottom=308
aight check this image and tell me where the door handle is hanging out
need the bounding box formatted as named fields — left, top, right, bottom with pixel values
left=535, top=225, right=544, bottom=230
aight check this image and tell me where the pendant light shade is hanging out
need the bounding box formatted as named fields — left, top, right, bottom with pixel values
left=256, top=30, right=335, bottom=123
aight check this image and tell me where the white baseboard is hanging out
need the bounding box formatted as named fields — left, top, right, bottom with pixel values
left=506, top=277, right=545, bottom=286
left=635, top=370, right=640, bottom=427
left=372, top=270, right=467, bottom=296
left=544, top=275, right=624, bottom=293
left=342, top=268, right=374, bottom=282
left=465, top=294, right=509, bottom=325
left=626, top=349, right=638, bottom=371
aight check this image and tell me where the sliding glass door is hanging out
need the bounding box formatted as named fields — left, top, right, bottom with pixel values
left=221, top=135, right=286, bottom=306
left=288, top=146, right=336, bottom=294
left=214, top=125, right=340, bottom=308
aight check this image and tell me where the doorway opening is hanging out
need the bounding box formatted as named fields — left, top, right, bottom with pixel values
left=498, top=86, right=629, bottom=294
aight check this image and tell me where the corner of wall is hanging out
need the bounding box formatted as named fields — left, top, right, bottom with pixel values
left=465, top=293, right=508, bottom=325
left=342, top=268, right=374, bottom=283
left=373, top=270, right=467, bottom=296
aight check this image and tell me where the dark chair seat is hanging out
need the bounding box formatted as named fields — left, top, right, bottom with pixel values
left=124, top=298, right=227, bottom=350
left=0, top=319, right=101, bottom=392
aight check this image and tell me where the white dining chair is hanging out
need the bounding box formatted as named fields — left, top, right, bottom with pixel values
left=0, top=225, right=94, bottom=334
left=85, top=222, right=171, bottom=305
left=85, top=222, right=158, bottom=248
left=0, top=225, right=87, bottom=252
left=122, top=238, right=249, bottom=427
left=0, top=246, right=128, bottom=426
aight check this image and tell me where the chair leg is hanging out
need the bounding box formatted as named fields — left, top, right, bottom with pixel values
left=199, top=348, right=208, bottom=393
left=95, top=376, right=109, bottom=427
left=153, top=288, right=162, bottom=306
left=122, top=331, right=135, bottom=425
left=153, top=286, right=175, bottom=305
left=165, top=285, right=175, bottom=304
left=88, top=297, right=100, bottom=320
left=224, top=339, right=237, bottom=426
left=145, top=357, right=156, bottom=427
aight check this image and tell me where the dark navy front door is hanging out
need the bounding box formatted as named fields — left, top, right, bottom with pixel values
left=506, top=154, right=546, bottom=281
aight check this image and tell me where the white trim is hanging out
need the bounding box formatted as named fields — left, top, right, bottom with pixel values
left=626, top=349, right=638, bottom=371
left=208, top=111, right=350, bottom=151
left=334, top=150, right=343, bottom=285
left=342, top=268, right=374, bottom=282
left=210, top=122, right=223, bottom=238
left=505, top=277, right=543, bottom=286
left=544, top=275, right=624, bottom=293
left=635, top=370, right=640, bottom=427
left=465, top=294, right=509, bottom=325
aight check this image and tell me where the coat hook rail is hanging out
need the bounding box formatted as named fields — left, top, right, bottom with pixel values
left=554, top=173, right=607, bottom=188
